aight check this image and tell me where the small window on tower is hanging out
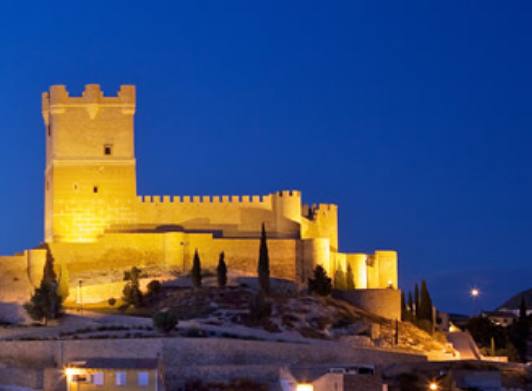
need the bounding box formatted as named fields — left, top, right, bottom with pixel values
left=104, top=144, right=113, bottom=156
left=93, top=186, right=99, bottom=193
left=47, top=125, right=51, bottom=137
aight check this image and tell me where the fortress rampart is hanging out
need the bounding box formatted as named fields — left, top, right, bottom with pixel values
left=0, top=84, right=398, bottom=312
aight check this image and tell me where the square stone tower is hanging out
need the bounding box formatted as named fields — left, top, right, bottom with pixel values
left=42, top=84, right=137, bottom=243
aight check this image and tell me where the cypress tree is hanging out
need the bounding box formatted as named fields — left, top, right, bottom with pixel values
left=519, top=295, right=527, bottom=322
left=217, top=251, right=228, bottom=288
left=419, top=280, right=433, bottom=322
left=257, top=223, right=270, bottom=294
left=308, top=265, right=332, bottom=296
left=414, top=283, right=420, bottom=319
left=514, top=295, right=530, bottom=362
left=346, top=263, right=355, bottom=290
left=191, top=249, right=202, bottom=288
left=24, top=246, right=63, bottom=325
left=334, top=268, right=347, bottom=290
left=407, top=291, right=414, bottom=322
left=401, top=291, right=407, bottom=321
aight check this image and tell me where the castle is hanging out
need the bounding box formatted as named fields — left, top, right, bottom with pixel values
left=0, top=84, right=397, bottom=305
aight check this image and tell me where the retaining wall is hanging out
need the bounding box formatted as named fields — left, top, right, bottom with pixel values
left=333, top=288, right=401, bottom=320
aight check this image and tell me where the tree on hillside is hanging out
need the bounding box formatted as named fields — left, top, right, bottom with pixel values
left=217, top=251, right=228, bottom=288
left=24, top=246, right=63, bottom=325
left=191, top=249, right=202, bottom=289
left=418, top=280, right=433, bottom=323
left=414, top=283, right=420, bottom=319
left=509, top=294, right=530, bottom=362
left=257, top=223, right=270, bottom=294
left=519, top=295, right=527, bottom=322
left=346, top=263, right=355, bottom=290
left=334, top=268, right=347, bottom=290
left=122, top=266, right=143, bottom=308
left=401, top=291, right=407, bottom=321
left=406, top=291, right=414, bottom=322
left=308, top=265, right=332, bottom=296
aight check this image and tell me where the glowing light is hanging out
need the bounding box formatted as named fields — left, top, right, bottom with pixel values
left=64, top=367, right=82, bottom=380
left=296, top=384, right=314, bottom=391
left=64, top=367, right=76, bottom=378
left=470, top=288, right=480, bottom=298
left=449, top=322, right=460, bottom=333
left=428, top=381, right=439, bottom=390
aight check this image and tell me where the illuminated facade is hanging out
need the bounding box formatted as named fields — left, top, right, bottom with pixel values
left=39, top=84, right=397, bottom=294
left=64, top=358, right=159, bottom=391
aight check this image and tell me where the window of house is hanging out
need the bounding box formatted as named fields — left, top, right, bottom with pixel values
left=115, top=371, right=126, bottom=386
left=73, top=183, right=79, bottom=191
left=91, top=372, right=104, bottom=386
left=104, top=144, right=113, bottom=156
left=137, top=372, right=149, bottom=386
left=93, top=186, right=98, bottom=193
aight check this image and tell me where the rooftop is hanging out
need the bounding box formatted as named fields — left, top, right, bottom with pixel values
left=67, top=358, right=158, bottom=370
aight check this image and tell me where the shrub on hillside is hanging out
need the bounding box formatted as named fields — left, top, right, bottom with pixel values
left=147, top=280, right=162, bottom=296
left=122, top=266, right=143, bottom=308
left=308, top=265, right=332, bottom=296
left=152, top=309, right=178, bottom=334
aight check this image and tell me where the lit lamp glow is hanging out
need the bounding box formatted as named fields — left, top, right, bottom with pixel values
left=470, top=288, right=479, bottom=298
left=428, top=381, right=439, bottom=390
left=296, top=384, right=314, bottom=391
left=64, top=367, right=77, bottom=380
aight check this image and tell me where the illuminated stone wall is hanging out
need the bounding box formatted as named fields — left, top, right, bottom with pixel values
left=0, top=249, right=46, bottom=303
left=333, top=288, right=402, bottom=321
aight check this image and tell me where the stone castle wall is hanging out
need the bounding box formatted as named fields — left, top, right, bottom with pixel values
left=0, top=250, right=46, bottom=303
left=333, top=289, right=402, bottom=320
left=0, top=84, right=399, bottom=309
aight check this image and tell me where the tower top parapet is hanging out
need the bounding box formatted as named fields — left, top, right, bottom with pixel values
left=42, top=84, right=135, bottom=124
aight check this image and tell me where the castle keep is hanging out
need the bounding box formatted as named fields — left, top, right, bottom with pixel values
left=1, top=84, right=398, bottom=304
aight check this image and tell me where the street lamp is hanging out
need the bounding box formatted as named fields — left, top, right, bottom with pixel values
left=428, top=381, right=439, bottom=390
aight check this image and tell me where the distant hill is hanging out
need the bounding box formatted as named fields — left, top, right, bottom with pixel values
left=497, top=288, right=532, bottom=310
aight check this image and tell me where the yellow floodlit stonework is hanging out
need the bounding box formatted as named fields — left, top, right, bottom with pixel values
left=0, top=84, right=398, bottom=303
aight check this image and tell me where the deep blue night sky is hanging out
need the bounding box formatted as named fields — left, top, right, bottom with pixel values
left=0, top=1, right=530, bottom=313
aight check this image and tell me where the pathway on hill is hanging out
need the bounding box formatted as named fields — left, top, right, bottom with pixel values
left=445, top=331, right=482, bottom=360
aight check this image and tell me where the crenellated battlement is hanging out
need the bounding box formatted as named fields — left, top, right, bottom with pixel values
left=273, top=190, right=301, bottom=198
left=303, top=203, right=338, bottom=219
left=42, top=84, right=135, bottom=124
left=136, top=194, right=273, bottom=205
